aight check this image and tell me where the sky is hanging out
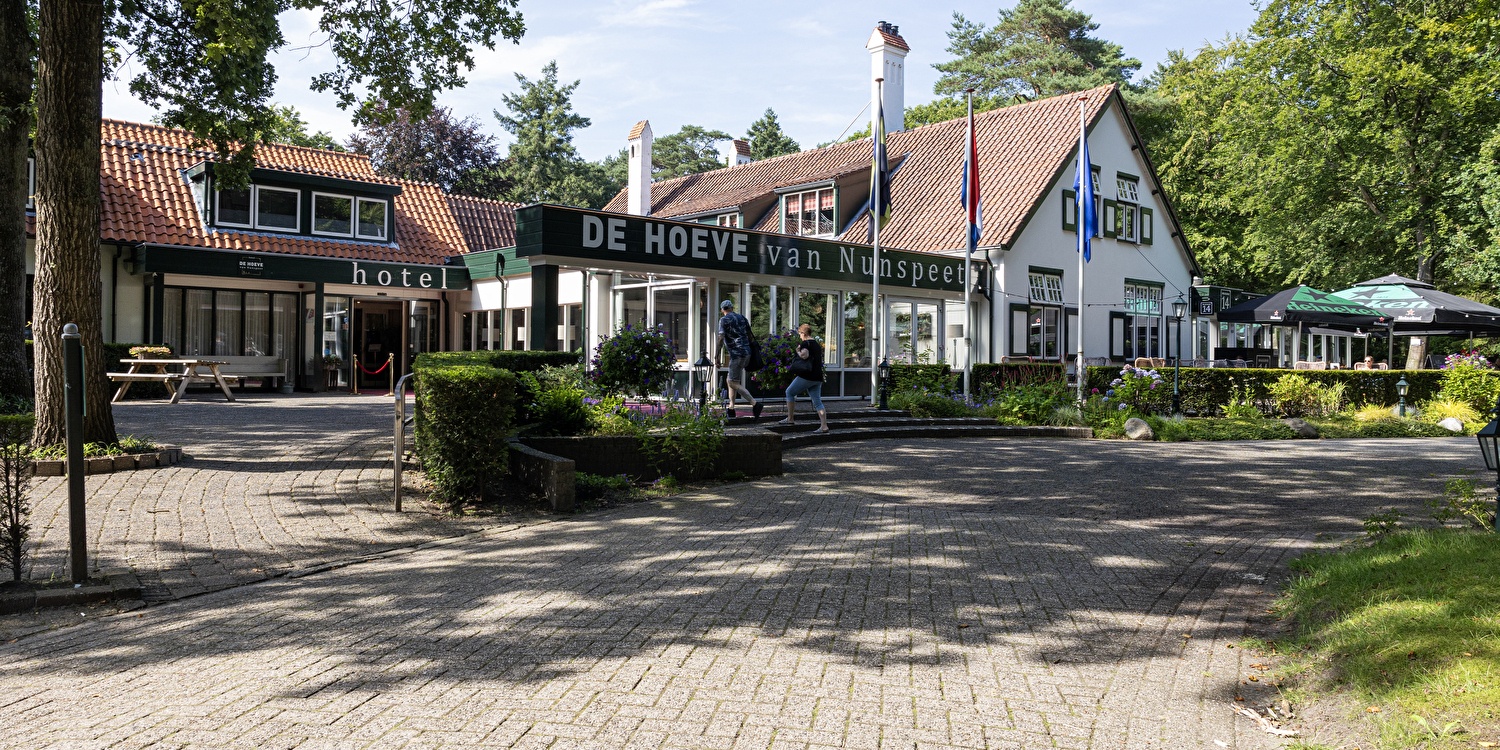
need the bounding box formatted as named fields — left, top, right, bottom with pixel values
left=101, top=0, right=1260, bottom=163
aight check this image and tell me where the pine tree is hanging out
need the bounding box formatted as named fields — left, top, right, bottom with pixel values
left=934, top=0, right=1140, bottom=100
left=744, top=109, right=798, bottom=160
left=652, top=125, right=731, bottom=179
left=495, top=61, right=592, bottom=204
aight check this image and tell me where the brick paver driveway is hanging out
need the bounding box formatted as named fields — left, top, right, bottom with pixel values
left=1, top=436, right=1476, bottom=749
left=24, top=393, right=496, bottom=601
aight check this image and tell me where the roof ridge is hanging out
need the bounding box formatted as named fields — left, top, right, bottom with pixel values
left=101, top=117, right=373, bottom=162
left=446, top=193, right=524, bottom=208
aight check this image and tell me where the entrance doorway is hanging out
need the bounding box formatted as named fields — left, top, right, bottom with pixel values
left=353, top=300, right=402, bottom=390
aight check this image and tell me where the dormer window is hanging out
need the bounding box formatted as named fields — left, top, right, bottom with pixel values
left=715, top=213, right=739, bottom=228
left=195, top=164, right=399, bottom=240
left=215, top=185, right=298, bottom=231
left=784, top=187, right=834, bottom=237
left=357, top=198, right=387, bottom=240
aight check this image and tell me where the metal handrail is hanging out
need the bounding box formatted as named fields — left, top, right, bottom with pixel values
left=393, top=373, right=415, bottom=511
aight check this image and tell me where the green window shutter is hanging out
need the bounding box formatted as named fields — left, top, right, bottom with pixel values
left=1009, top=304, right=1031, bottom=356
left=1061, top=189, right=1077, bottom=232
left=1103, top=199, right=1118, bottom=239
left=1140, top=207, right=1154, bottom=245
left=1109, top=311, right=1127, bottom=360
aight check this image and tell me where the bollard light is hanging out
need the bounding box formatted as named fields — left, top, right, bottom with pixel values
left=1475, top=394, right=1500, bottom=530
left=693, top=353, right=714, bottom=415
left=1397, top=376, right=1409, bottom=418
left=878, top=357, right=892, bottom=411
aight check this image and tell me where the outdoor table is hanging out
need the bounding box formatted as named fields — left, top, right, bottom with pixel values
left=108, top=358, right=236, bottom=404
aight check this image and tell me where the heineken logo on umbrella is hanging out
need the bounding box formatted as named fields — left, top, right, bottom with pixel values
left=1286, top=286, right=1384, bottom=317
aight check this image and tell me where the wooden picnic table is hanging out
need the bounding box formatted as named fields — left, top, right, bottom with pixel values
left=108, top=358, right=236, bottom=404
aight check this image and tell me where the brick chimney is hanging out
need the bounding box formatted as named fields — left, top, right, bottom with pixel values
left=867, top=21, right=909, bottom=135
left=627, top=120, right=652, bottom=216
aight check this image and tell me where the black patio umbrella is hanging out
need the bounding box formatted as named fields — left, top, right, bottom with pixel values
left=1216, top=285, right=1386, bottom=327
left=1333, top=274, right=1500, bottom=332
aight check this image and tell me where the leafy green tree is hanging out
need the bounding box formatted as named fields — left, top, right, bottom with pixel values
left=348, top=103, right=507, bottom=196
left=744, top=109, right=798, bottom=160
left=653, top=124, right=730, bottom=179
left=1146, top=0, right=1500, bottom=367
left=24, top=0, right=525, bottom=445
left=262, top=105, right=342, bottom=150
left=934, top=0, right=1140, bottom=100
left=494, top=61, right=606, bottom=206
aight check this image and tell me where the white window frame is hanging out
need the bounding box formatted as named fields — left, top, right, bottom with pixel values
left=715, top=213, right=739, bottom=228
left=1028, top=271, right=1065, bottom=305
left=1123, top=282, right=1162, bottom=315
left=311, top=191, right=356, bottom=238
left=355, top=197, right=389, bottom=241
left=1115, top=175, right=1140, bottom=243
left=253, top=185, right=301, bottom=232
left=214, top=186, right=255, bottom=229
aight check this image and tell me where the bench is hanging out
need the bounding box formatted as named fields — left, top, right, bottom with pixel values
left=211, top=356, right=287, bottom=388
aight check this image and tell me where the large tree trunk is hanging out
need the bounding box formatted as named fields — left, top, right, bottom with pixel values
left=0, top=4, right=34, bottom=402
left=32, top=0, right=114, bottom=445
left=1404, top=227, right=1434, bottom=371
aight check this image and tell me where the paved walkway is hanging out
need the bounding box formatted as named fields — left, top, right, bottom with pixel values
left=1, top=424, right=1477, bottom=748
left=23, top=393, right=499, bottom=602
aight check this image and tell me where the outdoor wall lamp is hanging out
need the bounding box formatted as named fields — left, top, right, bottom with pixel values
left=1475, top=394, right=1500, bottom=530
left=1396, top=377, right=1410, bottom=417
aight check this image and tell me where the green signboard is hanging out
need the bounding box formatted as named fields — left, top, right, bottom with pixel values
left=137, top=245, right=470, bottom=291
left=515, top=204, right=983, bottom=294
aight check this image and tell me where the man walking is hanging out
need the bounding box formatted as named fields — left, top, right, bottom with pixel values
left=716, top=299, right=761, bottom=418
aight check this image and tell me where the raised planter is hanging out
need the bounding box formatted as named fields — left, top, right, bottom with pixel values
left=521, top=432, right=782, bottom=483
left=0, top=567, right=144, bottom=615
left=31, top=444, right=185, bottom=477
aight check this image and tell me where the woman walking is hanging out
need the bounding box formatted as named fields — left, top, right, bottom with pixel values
left=778, top=323, right=830, bottom=433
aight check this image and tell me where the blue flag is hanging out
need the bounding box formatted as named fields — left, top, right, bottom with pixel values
left=1073, top=124, right=1095, bottom=262
left=959, top=98, right=981, bottom=252
left=870, top=94, right=891, bottom=235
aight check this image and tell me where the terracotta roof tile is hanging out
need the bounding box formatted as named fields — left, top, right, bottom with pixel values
left=872, top=29, right=909, bottom=51
left=91, top=119, right=474, bottom=264
left=446, top=193, right=521, bottom=251
left=606, top=85, right=1116, bottom=253
left=628, top=120, right=649, bottom=140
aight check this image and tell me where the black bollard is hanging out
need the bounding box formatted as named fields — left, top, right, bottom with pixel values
left=62, top=323, right=88, bottom=583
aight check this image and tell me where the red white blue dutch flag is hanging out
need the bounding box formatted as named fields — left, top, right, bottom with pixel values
left=959, top=98, right=982, bottom=254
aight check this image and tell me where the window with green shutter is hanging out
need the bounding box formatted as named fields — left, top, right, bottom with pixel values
left=1140, top=207, right=1154, bottom=245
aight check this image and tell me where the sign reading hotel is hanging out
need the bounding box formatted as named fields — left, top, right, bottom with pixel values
left=137, top=245, right=470, bottom=290
left=515, top=205, right=981, bottom=294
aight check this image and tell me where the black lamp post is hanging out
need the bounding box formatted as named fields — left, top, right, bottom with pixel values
left=1396, top=376, right=1410, bottom=418
left=1474, top=394, right=1500, bottom=530
left=878, top=357, right=892, bottom=410
left=693, top=353, right=714, bottom=415
left=1171, top=294, right=1187, bottom=417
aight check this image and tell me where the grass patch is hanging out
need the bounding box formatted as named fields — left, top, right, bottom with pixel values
left=1277, top=529, right=1500, bottom=747
left=1308, top=416, right=1456, bottom=439
left=1148, top=416, right=1298, bottom=441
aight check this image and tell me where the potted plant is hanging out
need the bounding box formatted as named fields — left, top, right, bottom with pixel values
left=321, top=355, right=343, bottom=371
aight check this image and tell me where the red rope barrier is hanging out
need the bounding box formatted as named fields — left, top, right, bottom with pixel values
left=360, top=357, right=391, bottom=376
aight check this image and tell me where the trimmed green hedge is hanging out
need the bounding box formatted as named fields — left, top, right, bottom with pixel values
left=887, top=364, right=954, bottom=393
left=414, top=350, right=581, bottom=373
left=414, top=365, right=518, bottom=509
left=972, top=363, right=1066, bottom=390
left=1084, top=366, right=1467, bottom=416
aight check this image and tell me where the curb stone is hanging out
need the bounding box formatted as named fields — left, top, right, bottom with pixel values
left=30, top=444, right=184, bottom=477
left=0, top=568, right=144, bottom=615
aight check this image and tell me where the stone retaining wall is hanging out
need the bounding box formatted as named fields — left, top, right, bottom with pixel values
left=521, top=432, right=782, bottom=482
left=508, top=440, right=576, bottom=513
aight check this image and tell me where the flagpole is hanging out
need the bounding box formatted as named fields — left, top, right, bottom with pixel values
left=871, top=77, right=884, bottom=405
left=1075, top=97, right=1088, bottom=406
left=963, top=89, right=974, bottom=405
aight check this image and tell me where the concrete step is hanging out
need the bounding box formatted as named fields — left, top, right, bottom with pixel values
left=758, top=416, right=995, bottom=434
left=777, top=423, right=1092, bottom=449
left=724, top=409, right=910, bottom=427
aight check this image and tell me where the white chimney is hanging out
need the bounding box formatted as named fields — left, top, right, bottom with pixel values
left=867, top=21, right=909, bottom=135
left=627, top=120, right=652, bottom=216
left=719, top=139, right=752, bottom=167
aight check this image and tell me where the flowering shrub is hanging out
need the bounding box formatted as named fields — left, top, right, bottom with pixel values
left=1108, top=364, right=1168, bottom=415
left=1438, top=351, right=1500, bottom=411
left=591, top=324, right=676, bottom=398
left=1442, top=350, right=1490, bottom=369
left=750, top=331, right=803, bottom=393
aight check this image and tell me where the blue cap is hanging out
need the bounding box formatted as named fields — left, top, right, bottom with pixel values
left=720, top=299, right=734, bottom=309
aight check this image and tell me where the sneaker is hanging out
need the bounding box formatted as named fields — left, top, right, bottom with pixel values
left=752, top=402, right=764, bottom=419
left=727, top=408, right=737, bottom=418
